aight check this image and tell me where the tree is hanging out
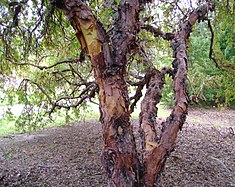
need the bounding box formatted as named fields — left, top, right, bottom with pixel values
left=0, top=0, right=218, bottom=186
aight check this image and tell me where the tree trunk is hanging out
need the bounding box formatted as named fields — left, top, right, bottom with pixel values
left=141, top=3, right=215, bottom=186
left=53, top=0, right=215, bottom=186
left=54, top=0, right=141, bottom=186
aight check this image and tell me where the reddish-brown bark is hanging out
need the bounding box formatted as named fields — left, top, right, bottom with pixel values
left=53, top=0, right=142, bottom=186
left=139, top=68, right=172, bottom=153
left=142, top=3, right=215, bottom=186
left=53, top=0, right=214, bottom=186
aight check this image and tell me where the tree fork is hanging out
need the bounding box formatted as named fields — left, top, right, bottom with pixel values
left=52, top=0, right=215, bottom=186
left=143, top=2, right=215, bottom=186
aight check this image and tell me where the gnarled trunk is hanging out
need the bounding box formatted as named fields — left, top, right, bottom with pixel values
left=54, top=0, right=141, bottom=186
left=53, top=0, right=215, bottom=186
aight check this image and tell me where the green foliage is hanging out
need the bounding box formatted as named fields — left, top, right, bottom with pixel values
left=0, top=0, right=234, bottom=135
left=188, top=19, right=235, bottom=108
left=0, top=116, right=17, bottom=136
left=213, top=0, right=235, bottom=64
left=0, top=0, right=98, bottom=132
left=208, top=0, right=234, bottom=107
left=161, top=75, right=174, bottom=107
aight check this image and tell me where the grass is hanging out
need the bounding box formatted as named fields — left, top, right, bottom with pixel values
left=0, top=119, right=18, bottom=137
left=0, top=103, right=170, bottom=137
left=131, top=103, right=171, bottom=119
left=0, top=104, right=101, bottom=137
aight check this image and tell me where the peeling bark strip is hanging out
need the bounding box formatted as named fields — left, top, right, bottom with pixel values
left=143, top=3, right=215, bottom=186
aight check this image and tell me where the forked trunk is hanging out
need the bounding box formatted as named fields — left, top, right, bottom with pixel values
left=53, top=0, right=215, bottom=186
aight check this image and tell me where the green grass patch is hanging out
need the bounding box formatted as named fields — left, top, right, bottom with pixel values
left=0, top=103, right=170, bottom=137
left=131, top=103, right=171, bottom=120
left=0, top=104, right=100, bottom=137
left=0, top=118, right=18, bottom=136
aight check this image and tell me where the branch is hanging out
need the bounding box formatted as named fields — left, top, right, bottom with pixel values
left=207, top=19, right=219, bottom=68
left=174, top=2, right=185, bottom=16
left=21, top=78, right=98, bottom=116
left=52, top=0, right=112, bottom=78
left=139, top=68, right=172, bottom=154
left=141, top=25, right=174, bottom=41
left=22, top=79, right=53, bottom=103
left=129, top=70, right=154, bottom=114
left=143, top=2, right=215, bottom=186
left=128, top=71, right=144, bottom=80
left=8, top=56, right=89, bottom=85
left=110, top=0, right=141, bottom=67
left=9, top=1, right=28, bottom=27
left=137, top=44, right=155, bottom=67
left=7, top=58, right=79, bottom=70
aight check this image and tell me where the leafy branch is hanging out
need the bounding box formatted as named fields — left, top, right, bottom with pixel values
left=20, top=78, right=98, bottom=116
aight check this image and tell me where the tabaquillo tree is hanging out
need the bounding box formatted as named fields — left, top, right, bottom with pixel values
left=0, top=0, right=220, bottom=186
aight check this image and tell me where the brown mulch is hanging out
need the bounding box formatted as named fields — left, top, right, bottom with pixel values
left=0, top=108, right=235, bottom=187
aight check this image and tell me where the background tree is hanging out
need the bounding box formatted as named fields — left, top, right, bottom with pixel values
left=0, top=0, right=233, bottom=186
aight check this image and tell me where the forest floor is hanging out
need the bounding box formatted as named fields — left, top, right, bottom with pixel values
left=0, top=107, right=235, bottom=187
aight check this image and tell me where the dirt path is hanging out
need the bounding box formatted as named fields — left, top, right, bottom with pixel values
left=0, top=108, right=235, bottom=187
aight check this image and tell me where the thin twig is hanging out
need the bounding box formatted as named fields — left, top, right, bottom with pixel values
left=7, top=58, right=78, bottom=70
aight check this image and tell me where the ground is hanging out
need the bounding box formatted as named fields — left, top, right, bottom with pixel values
left=0, top=107, right=234, bottom=187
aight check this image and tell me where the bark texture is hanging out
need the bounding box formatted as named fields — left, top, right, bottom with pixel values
left=53, top=0, right=214, bottom=186
left=53, top=0, right=141, bottom=186
left=139, top=68, right=172, bottom=153
left=142, top=3, right=215, bottom=186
